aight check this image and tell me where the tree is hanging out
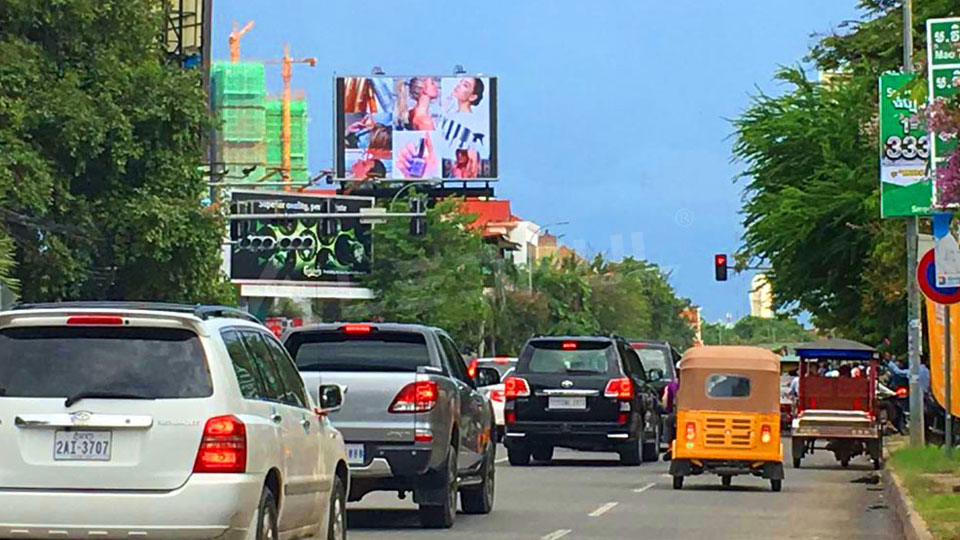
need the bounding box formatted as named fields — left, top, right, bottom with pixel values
left=702, top=316, right=812, bottom=346
left=731, top=0, right=956, bottom=347
left=346, top=197, right=492, bottom=350
left=0, top=0, right=234, bottom=303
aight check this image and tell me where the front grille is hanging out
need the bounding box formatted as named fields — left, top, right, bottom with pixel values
left=703, top=416, right=754, bottom=448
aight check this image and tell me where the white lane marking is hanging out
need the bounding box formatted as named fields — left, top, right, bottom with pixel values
left=541, top=530, right=572, bottom=540
left=588, top=502, right=619, bottom=517
left=495, top=457, right=508, bottom=464
left=633, top=482, right=656, bottom=494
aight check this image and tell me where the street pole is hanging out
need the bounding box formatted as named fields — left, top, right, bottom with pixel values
left=946, top=305, right=953, bottom=455
left=904, top=0, right=925, bottom=446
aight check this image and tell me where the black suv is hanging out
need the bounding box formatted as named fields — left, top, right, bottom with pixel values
left=503, top=336, right=662, bottom=466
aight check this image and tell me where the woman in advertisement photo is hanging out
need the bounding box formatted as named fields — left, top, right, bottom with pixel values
left=395, top=77, right=440, bottom=131
left=440, top=77, right=489, bottom=178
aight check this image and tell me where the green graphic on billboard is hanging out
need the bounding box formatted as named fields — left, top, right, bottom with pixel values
left=880, top=72, right=931, bottom=217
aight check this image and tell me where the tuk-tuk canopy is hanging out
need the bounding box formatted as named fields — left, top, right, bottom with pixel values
left=677, top=346, right=781, bottom=413
left=795, top=339, right=877, bottom=361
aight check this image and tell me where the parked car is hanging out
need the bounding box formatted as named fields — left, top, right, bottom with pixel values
left=474, top=357, right=518, bottom=441
left=284, top=322, right=498, bottom=529
left=503, top=335, right=662, bottom=466
left=0, top=302, right=349, bottom=540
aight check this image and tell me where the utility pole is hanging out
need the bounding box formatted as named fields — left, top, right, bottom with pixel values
left=904, top=0, right=925, bottom=446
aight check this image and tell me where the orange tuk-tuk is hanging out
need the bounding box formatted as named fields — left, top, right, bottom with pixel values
left=669, top=346, right=784, bottom=491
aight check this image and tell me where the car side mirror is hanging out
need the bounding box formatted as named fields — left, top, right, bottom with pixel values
left=648, top=368, right=665, bottom=382
left=475, top=367, right=502, bottom=388
left=316, top=384, right=344, bottom=416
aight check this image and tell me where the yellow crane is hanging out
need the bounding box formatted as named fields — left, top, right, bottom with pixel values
left=228, top=20, right=254, bottom=62
left=265, top=44, right=317, bottom=191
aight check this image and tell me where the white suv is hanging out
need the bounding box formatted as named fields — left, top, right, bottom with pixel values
left=0, top=302, right=349, bottom=540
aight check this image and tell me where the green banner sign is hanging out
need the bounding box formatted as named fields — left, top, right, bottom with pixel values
left=927, top=18, right=960, bottom=206
left=880, top=72, right=931, bottom=217
left=929, top=18, right=960, bottom=67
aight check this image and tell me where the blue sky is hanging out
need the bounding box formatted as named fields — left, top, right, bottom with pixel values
left=212, top=0, right=862, bottom=323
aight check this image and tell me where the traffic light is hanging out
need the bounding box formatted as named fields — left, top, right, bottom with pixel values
left=714, top=254, right=728, bottom=281
left=409, top=197, right=426, bottom=236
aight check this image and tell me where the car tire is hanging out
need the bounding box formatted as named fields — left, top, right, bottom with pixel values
left=532, top=446, right=554, bottom=462
left=256, top=487, right=279, bottom=540
left=721, top=475, right=732, bottom=488
left=419, top=446, right=458, bottom=529
left=620, top=432, right=643, bottom=466
left=642, top=422, right=660, bottom=462
left=507, top=446, right=531, bottom=466
left=461, top=436, right=496, bottom=515
left=672, top=475, right=684, bottom=490
left=327, top=474, right=347, bottom=540
left=771, top=479, right=782, bottom=492
left=793, top=456, right=802, bottom=469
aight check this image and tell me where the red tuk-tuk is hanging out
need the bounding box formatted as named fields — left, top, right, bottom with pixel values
left=791, top=339, right=882, bottom=470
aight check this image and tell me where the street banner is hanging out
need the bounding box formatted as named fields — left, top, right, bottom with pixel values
left=879, top=72, right=931, bottom=216
left=334, top=75, right=498, bottom=181
left=229, top=190, right=374, bottom=283
left=927, top=18, right=960, bottom=206
left=934, top=213, right=960, bottom=286
left=925, top=298, right=960, bottom=416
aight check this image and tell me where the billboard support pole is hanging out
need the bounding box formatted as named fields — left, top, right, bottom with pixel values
left=904, top=0, right=925, bottom=446
left=947, top=304, right=953, bottom=454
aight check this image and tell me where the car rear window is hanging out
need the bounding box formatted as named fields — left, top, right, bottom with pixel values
left=706, top=374, right=751, bottom=398
left=518, top=341, right=616, bottom=374
left=632, top=346, right=671, bottom=375
left=0, top=326, right=212, bottom=399
left=477, top=360, right=517, bottom=377
left=286, top=331, right=430, bottom=372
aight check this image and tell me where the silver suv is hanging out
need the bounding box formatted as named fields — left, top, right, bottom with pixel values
left=284, top=322, right=498, bottom=529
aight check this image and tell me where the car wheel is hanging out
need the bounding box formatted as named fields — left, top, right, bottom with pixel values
left=672, top=475, right=684, bottom=490
left=507, top=445, right=531, bottom=466
left=326, top=474, right=347, bottom=540
left=419, top=446, right=458, bottom=529
left=721, top=475, right=732, bottom=488
left=532, top=446, right=554, bottom=462
left=256, top=487, right=279, bottom=540
left=771, top=479, right=782, bottom=492
left=461, top=435, right=496, bottom=514
left=793, top=456, right=802, bottom=469
left=620, top=432, right=643, bottom=466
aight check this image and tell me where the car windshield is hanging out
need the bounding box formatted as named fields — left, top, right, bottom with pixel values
left=0, top=326, right=212, bottom=399
left=520, top=342, right=614, bottom=374
left=286, top=331, right=430, bottom=372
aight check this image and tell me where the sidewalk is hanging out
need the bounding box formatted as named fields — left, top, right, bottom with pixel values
left=886, top=438, right=960, bottom=540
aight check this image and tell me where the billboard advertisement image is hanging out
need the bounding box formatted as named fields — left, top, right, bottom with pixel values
left=229, top=190, right=374, bottom=283
left=335, top=75, right=498, bottom=181
left=879, top=72, right=931, bottom=217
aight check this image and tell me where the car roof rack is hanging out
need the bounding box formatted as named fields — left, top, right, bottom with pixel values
left=11, top=301, right=261, bottom=324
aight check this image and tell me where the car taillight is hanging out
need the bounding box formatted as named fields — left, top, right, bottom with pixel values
left=618, top=412, right=630, bottom=424
left=467, top=358, right=478, bottom=379
left=604, top=377, right=633, bottom=400
left=342, top=323, right=372, bottom=333
left=761, top=424, right=772, bottom=444
left=685, top=421, right=696, bottom=441
left=493, top=357, right=511, bottom=365
left=489, top=389, right=505, bottom=402
left=67, top=315, right=124, bottom=326
left=562, top=341, right=578, bottom=350
left=194, top=415, right=247, bottom=473
left=896, top=386, right=908, bottom=398
left=505, top=411, right=516, bottom=424
left=388, top=381, right=438, bottom=413
left=504, top=376, right=530, bottom=399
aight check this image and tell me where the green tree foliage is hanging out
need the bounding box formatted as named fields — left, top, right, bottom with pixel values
left=732, top=0, right=954, bottom=347
left=346, top=198, right=492, bottom=350
left=702, top=316, right=812, bottom=346
left=0, top=0, right=233, bottom=303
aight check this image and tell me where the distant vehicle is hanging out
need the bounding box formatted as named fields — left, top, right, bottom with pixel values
left=285, top=322, right=498, bottom=529
left=475, top=357, right=518, bottom=441
left=0, top=302, right=349, bottom=540
left=503, top=336, right=663, bottom=466
left=669, top=346, right=784, bottom=492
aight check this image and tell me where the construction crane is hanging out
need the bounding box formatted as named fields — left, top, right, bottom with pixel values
left=228, top=20, right=254, bottom=62
left=266, top=44, right=317, bottom=191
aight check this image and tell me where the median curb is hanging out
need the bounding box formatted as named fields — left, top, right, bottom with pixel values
left=884, top=469, right=935, bottom=540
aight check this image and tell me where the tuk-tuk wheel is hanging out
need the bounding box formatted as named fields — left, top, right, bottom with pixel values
left=771, top=479, right=782, bottom=492
left=672, top=476, right=683, bottom=490
left=721, top=475, right=732, bottom=488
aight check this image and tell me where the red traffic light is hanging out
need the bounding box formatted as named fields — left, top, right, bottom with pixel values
left=714, top=254, right=728, bottom=281
left=715, top=255, right=726, bottom=266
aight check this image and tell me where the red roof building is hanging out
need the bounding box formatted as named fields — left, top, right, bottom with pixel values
left=458, top=198, right=520, bottom=253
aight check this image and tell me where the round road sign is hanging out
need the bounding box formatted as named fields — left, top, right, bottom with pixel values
left=917, top=248, right=960, bottom=304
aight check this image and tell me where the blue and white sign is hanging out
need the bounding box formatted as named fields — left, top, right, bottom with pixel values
left=934, top=213, right=960, bottom=287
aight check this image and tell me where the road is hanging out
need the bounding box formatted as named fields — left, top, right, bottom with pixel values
left=347, top=439, right=901, bottom=540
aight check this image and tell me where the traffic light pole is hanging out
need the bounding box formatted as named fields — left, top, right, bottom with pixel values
left=904, top=0, right=925, bottom=446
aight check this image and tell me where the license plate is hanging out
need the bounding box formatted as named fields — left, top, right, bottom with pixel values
left=54, top=430, right=112, bottom=461
left=345, top=443, right=365, bottom=466
left=548, top=397, right=586, bottom=410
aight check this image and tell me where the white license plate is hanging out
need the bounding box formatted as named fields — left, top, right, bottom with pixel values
left=345, top=444, right=365, bottom=466
left=548, top=397, right=587, bottom=410
left=54, top=430, right=112, bottom=461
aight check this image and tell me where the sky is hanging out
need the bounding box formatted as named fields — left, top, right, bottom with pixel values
left=211, top=0, right=863, bottom=324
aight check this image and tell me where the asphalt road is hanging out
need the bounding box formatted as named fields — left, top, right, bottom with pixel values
left=346, top=439, right=901, bottom=540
